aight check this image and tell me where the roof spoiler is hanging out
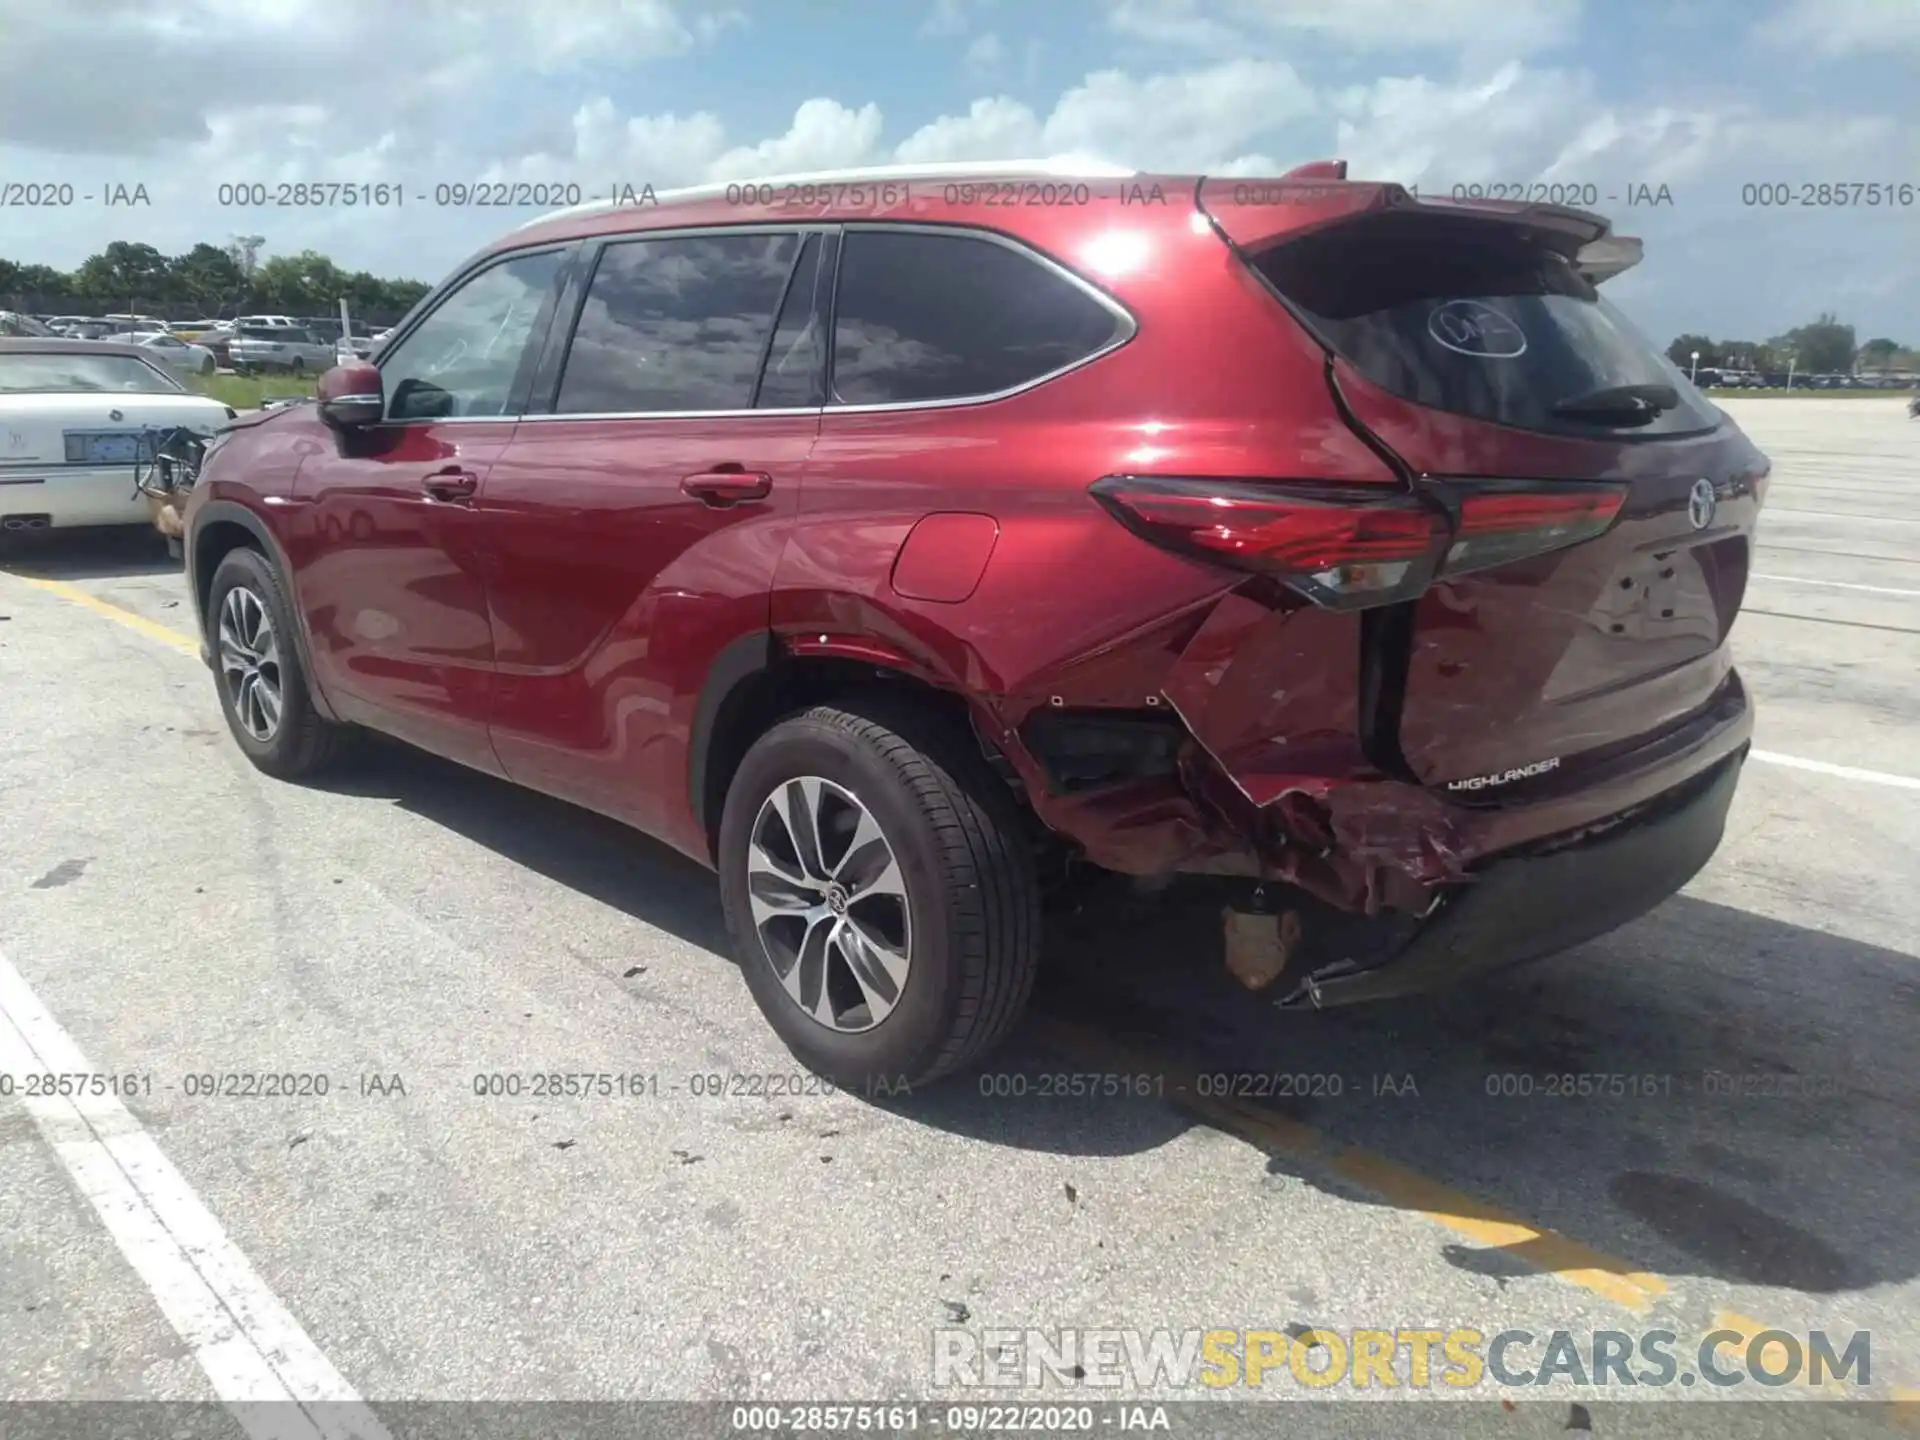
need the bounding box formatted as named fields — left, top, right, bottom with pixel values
left=1573, top=234, right=1644, bottom=284
left=1195, top=174, right=1644, bottom=283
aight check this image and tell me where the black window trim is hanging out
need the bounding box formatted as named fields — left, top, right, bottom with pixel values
left=748, top=232, right=823, bottom=410
left=521, top=223, right=832, bottom=422
left=372, top=240, right=580, bottom=427
left=823, top=221, right=1138, bottom=413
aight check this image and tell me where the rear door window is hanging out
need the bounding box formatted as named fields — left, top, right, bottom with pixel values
left=555, top=231, right=802, bottom=414
left=1256, top=212, right=1720, bottom=438
left=828, top=229, right=1126, bottom=406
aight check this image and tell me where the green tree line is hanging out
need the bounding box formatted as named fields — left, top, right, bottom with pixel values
left=0, top=241, right=432, bottom=324
left=1666, top=314, right=1917, bottom=376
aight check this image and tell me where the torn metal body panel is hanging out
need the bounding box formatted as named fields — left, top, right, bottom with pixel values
left=976, top=564, right=1751, bottom=1004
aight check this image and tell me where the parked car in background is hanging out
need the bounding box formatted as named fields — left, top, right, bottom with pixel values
left=168, top=319, right=227, bottom=340
left=228, top=324, right=334, bottom=374
left=179, top=162, right=1769, bottom=1088
left=103, top=313, right=168, bottom=333
left=121, top=330, right=218, bottom=376
left=0, top=338, right=233, bottom=541
left=234, top=314, right=301, bottom=330
left=194, top=328, right=235, bottom=369
left=0, top=311, right=59, bottom=337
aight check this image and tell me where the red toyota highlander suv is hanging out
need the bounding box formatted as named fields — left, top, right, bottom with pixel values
left=183, top=162, right=1766, bottom=1087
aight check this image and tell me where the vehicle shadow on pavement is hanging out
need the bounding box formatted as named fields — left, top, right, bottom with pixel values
left=300, top=731, right=1919, bottom=1294
left=314, top=733, right=733, bottom=956
left=997, top=880, right=1920, bottom=1296
left=0, top=527, right=180, bottom=580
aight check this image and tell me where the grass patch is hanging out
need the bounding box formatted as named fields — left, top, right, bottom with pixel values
left=189, top=372, right=317, bottom=410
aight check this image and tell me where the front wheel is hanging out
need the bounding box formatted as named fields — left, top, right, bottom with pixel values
left=206, top=547, right=346, bottom=778
left=718, top=701, right=1040, bottom=1089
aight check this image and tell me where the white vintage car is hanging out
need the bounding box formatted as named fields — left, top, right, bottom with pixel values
left=0, top=338, right=235, bottom=540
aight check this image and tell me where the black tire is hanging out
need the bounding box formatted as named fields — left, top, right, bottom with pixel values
left=718, top=699, right=1041, bottom=1089
left=206, top=547, right=345, bottom=778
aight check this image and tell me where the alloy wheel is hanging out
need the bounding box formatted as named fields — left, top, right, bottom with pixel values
left=217, top=585, right=283, bottom=742
left=745, top=776, right=912, bottom=1033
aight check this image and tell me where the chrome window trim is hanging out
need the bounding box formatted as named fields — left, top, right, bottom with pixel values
left=824, top=222, right=1137, bottom=411
left=512, top=405, right=824, bottom=425
left=378, top=221, right=1136, bottom=426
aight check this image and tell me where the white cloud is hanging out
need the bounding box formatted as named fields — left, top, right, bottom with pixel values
left=707, top=99, right=887, bottom=181
left=894, top=59, right=1314, bottom=169
left=965, top=33, right=1005, bottom=75
left=1108, top=0, right=1582, bottom=55
left=1329, top=63, right=1589, bottom=184
left=919, top=0, right=973, bottom=39
left=0, top=0, right=706, bottom=155
left=0, top=0, right=1912, bottom=346
left=892, top=97, right=1045, bottom=163
left=1753, top=0, right=1920, bottom=57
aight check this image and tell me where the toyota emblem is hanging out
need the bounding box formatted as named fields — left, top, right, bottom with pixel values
left=108, top=408, right=124, bottom=422
left=1688, top=478, right=1717, bottom=530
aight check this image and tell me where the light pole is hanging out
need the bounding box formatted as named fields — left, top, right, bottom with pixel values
left=1690, top=350, right=1700, bottom=384
left=1785, top=353, right=1796, bottom=391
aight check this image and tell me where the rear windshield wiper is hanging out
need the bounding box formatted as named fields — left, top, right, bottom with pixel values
left=1550, top=382, right=1680, bottom=422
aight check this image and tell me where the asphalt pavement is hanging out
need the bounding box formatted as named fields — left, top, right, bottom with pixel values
left=0, top=397, right=1915, bottom=1436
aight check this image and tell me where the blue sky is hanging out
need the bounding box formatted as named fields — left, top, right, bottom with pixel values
left=1, top=0, right=1915, bottom=345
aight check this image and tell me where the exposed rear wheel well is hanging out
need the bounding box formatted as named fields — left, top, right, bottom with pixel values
left=192, top=519, right=266, bottom=632
left=699, top=656, right=1015, bottom=863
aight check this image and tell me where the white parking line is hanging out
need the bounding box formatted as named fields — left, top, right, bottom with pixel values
left=1751, top=750, right=1920, bottom=791
left=1751, top=573, right=1920, bottom=598
left=0, top=945, right=390, bottom=1440
left=1764, top=509, right=1920, bottom=523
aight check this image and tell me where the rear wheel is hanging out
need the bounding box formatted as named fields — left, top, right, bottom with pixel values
left=718, top=700, right=1040, bottom=1089
left=207, top=547, right=345, bottom=778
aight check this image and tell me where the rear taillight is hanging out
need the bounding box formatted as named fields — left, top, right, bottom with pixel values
left=1089, top=476, right=1444, bottom=610
left=1441, top=485, right=1627, bottom=577
left=1091, top=475, right=1628, bottom=610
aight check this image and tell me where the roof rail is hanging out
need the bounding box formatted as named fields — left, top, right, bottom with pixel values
left=513, top=156, right=1139, bottom=231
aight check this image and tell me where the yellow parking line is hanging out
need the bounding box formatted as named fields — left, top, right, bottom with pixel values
left=5, top=574, right=199, bottom=655
left=1039, top=1018, right=1667, bottom=1312
left=1708, top=1310, right=1856, bottom=1395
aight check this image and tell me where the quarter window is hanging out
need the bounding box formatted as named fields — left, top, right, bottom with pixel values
left=381, top=250, right=564, bottom=421
left=556, top=232, right=802, bottom=414
left=829, top=230, right=1124, bottom=406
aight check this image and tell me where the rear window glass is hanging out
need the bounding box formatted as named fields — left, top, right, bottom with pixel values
left=830, top=230, right=1124, bottom=405
left=1257, top=213, right=1719, bottom=438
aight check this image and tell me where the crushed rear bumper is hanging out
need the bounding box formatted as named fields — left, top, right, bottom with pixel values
left=1278, top=745, right=1745, bottom=1007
